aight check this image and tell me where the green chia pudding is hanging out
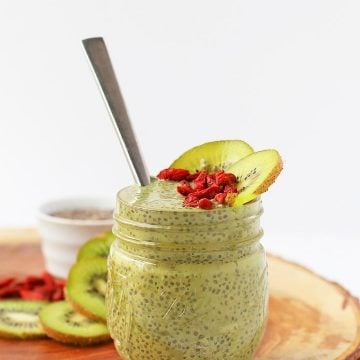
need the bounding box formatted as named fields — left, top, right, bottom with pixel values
left=107, top=180, right=268, bottom=360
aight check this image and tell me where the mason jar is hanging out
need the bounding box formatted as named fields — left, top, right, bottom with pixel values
left=106, top=183, right=268, bottom=360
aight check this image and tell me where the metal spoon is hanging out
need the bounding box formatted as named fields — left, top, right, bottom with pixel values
left=82, top=37, right=150, bottom=186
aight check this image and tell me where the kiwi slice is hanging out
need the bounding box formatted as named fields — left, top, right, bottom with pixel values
left=0, top=300, right=47, bottom=339
left=170, top=140, right=253, bottom=173
left=39, top=301, right=110, bottom=346
left=77, top=231, right=115, bottom=261
left=66, top=258, right=107, bottom=322
left=227, top=149, right=283, bottom=206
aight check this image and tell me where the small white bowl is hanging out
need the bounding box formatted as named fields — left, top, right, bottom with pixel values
left=37, top=197, right=114, bottom=279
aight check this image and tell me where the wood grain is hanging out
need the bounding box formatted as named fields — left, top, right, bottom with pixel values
left=0, top=230, right=359, bottom=359
left=0, top=228, right=39, bottom=244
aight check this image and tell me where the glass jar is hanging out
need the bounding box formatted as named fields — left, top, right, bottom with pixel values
left=107, top=186, right=268, bottom=360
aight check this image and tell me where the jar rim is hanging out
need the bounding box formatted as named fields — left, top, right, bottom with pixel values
left=116, top=184, right=261, bottom=214
left=115, top=184, right=263, bottom=228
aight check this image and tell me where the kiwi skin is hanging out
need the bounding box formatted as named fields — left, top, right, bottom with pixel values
left=66, top=292, right=106, bottom=324
left=254, top=154, right=283, bottom=195
left=39, top=301, right=110, bottom=346
left=40, top=322, right=109, bottom=346
left=0, top=300, right=48, bottom=340
left=229, top=149, right=284, bottom=207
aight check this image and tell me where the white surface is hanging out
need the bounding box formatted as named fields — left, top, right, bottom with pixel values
left=0, top=1, right=359, bottom=294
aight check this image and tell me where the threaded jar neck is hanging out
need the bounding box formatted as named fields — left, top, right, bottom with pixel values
left=112, top=185, right=264, bottom=263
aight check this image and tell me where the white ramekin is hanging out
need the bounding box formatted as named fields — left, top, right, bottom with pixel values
left=37, top=197, right=114, bottom=279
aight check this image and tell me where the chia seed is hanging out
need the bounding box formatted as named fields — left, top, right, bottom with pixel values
left=106, top=181, right=268, bottom=360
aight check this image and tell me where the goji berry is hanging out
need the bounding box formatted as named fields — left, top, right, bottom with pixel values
left=224, top=184, right=238, bottom=193
left=186, top=172, right=199, bottom=181
left=20, top=289, right=47, bottom=301
left=206, top=175, right=216, bottom=187
left=55, top=279, right=66, bottom=287
left=195, top=184, right=221, bottom=199
left=193, top=171, right=208, bottom=191
left=36, top=284, right=54, bottom=298
left=42, top=272, right=56, bottom=288
left=51, top=287, right=64, bottom=301
left=18, top=280, right=31, bottom=291
left=24, top=275, right=44, bottom=287
left=0, top=283, right=21, bottom=298
left=0, top=277, right=15, bottom=288
left=183, top=193, right=199, bottom=207
left=198, top=198, right=214, bottom=210
left=0, top=272, right=65, bottom=301
left=157, top=165, right=238, bottom=210
left=157, top=168, right=190, bottom=181
left=177, top=180, right=194, bottom=196
left=214, top=193, right=227, bottom=204
left=215, top=172, right=237, bottom=187
left=213, top=170, right=225, bottom=176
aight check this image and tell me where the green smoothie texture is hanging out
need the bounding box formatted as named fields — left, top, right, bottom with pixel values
left=107, top=180, right=268, bottom=360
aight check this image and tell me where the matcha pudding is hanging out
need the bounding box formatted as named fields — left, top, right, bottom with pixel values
left=106, top=140, right=283, bottom=360
left=107, top=182, right=267, bottom=360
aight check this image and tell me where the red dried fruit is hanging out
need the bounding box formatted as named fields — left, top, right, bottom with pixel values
left=177, top=180, right=194, bottom=196
left=19, top=289, right=47, bottom=301
left=193, top=171, right=208, bottom=191
left=55, top=279, right=66, bottom=287
left=186, top=172, right=199, bottom=181
left=195, top=184, right=221, bottom=199
left=214, top=193, right=227, bottom=204
left=157, top=165, right=238, bottom=210
left=206, top=175, right=216, bottom=187
left=51, top=287, right=64, bottom=301
left=17, top=281, right=31, bottom=291
left=212, top=170, right=224, bottom=181
left=157, top=168, right=190, bottom=181
left=215, top=172, right=237, bottom=187
left=198, top=198, right=214, bottom=210
left=42, top=272, right=56, bottom=288
left=213, top=170, right=225, bottom=176
left=224, top=184, right=238, bottom=194
left=183, top=193, right=199, bottom=207
left=24, top=275, right=44, bottom=287
left=0, top=272, right=65, bottom=301
left=37, top=284, right=53, bottom=296
left=0, top=283, right=21, bottom=298
left=0, top=277, right=15, bottom=288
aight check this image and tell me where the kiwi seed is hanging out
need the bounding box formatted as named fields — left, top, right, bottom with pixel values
left=227, top=149, right=283, bottom=206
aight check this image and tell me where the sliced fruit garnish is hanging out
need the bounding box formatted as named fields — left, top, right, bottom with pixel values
left=39, top=301, right=110, bottom=346
left=170, top=140, right=253, bottom=173
left=227, top=149, right=283, bottom=206
left=0, top=300, right=48, bottom=339
left=77, top=231, right=115, bottom=261
left=66, top=258, right=107, bottom=322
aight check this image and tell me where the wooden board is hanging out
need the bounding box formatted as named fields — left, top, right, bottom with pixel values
left=0, top=232, right=360, bottom=359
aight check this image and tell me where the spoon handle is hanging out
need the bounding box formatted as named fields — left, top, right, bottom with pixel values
left=82, top=37, right=150, bottom=186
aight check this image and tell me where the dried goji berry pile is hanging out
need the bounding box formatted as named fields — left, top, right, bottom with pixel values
left=0, top=272, right=65, bottom=301
left=157, top=168, right=238, bottom=210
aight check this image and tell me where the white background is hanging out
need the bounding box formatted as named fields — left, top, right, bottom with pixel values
left=0, top=1, right=359, bottom=295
